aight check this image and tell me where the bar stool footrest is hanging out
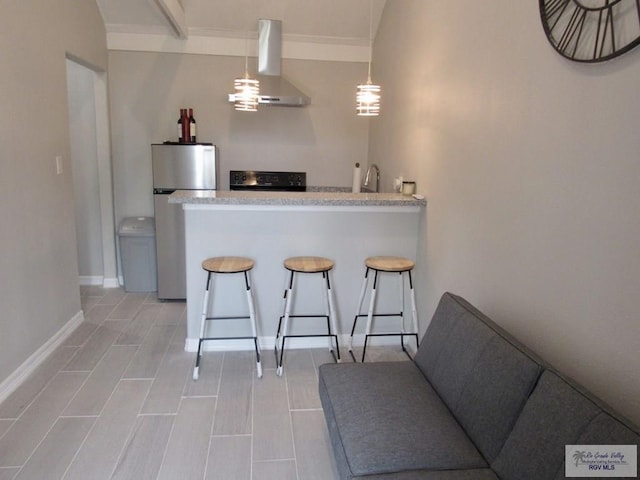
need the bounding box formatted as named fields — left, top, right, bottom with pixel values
left=361, top=332, right=419, bottom=362
left=354, top=313, right=404, bottom=318
left=274, top=333, right=341, bottom=374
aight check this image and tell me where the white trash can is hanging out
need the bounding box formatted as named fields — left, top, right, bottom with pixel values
left=118, top=217, right=157, bottom=293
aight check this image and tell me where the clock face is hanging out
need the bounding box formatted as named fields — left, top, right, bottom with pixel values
left=539, top=0, right=640, bottom=62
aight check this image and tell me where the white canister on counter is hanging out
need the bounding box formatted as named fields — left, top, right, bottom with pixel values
left=402, top=181, right=416, bottom=195
left=352, top=163, right=361, bottom=193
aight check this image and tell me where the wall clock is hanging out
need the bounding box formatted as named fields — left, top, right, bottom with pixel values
left=539, top=0, right=640, bottom=62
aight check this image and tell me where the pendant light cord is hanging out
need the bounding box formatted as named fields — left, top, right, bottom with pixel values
left=244, top=32, right=250, bottom=78
left=356, top=0, right=381, bottom=116
left=367, top=0, right=373, bottom=83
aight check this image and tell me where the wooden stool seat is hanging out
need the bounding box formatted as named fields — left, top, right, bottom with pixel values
left=202, top=256, right=254, bottom=274
left=284, top=256, right=334, bottom=273
left=365, top=256, right=414, bottom=272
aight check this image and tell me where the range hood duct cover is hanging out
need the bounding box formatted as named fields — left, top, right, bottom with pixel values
left=256, top=19, right=310, bottom=107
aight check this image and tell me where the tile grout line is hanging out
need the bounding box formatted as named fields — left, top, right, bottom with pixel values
left=202, top=351, right=224, bottom=479
left=154, top=396, right=182, bottom=479
left=107, top=380, right=151, bottom=480
left=201, top=393, right=216, bottom=480
left=284, top=358, right=300, bottom=480
left=10, top=371, right=90, bottom=476
left=58, top=416, right=97, bottom=480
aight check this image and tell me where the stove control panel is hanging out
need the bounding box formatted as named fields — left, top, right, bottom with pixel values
left=230, top=170, right=306, bottom=191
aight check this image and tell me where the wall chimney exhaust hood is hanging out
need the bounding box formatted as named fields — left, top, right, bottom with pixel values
left=229, top=19, right=311, bottom=107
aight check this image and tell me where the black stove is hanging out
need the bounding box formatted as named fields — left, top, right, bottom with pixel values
left=230, top=170, right=306, bottom=192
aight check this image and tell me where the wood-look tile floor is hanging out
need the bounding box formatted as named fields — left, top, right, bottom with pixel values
left=0, top=287, right=410, bottom=480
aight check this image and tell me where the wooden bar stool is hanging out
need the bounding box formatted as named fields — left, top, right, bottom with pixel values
left=275, top=256, right=340, bottom=376
left=349, top=256, right=419, bottom=362
left=193, top=256, right=262, bottom=380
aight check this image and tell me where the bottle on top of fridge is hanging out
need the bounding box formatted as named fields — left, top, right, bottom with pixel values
left=188, top=108, right=196, bottom=143
left=177, top=109, right=185, bottom=143
left=181, top=109, right=190, bottom=143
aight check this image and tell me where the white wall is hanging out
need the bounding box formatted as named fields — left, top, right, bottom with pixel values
left=371, top=1, right=640, bottom=424
left=0, top=2, right=107, bottom=385
left=107, top=51, right=370, bottom=224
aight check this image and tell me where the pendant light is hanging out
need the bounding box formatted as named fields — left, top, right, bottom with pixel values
left=357, top=0, right=380, bottom=116
left=234, top=33, right=260, bottom=112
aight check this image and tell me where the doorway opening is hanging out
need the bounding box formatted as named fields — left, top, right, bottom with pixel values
left=65, top=57, right=117, bottom=289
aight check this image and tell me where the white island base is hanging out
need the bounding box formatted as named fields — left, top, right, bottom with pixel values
left=177, top=193, right=425, bottom=354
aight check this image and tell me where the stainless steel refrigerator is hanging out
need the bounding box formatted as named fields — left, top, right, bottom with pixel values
left=152, top=143, right=218, bottom=299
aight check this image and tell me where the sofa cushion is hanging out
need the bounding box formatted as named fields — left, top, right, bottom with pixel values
left=414, top=293, right=543, bottom=462
left=352, top=468, right=499, bottom=479
left=576, top=409, right=640, bottom=446
left=318, top=361, right=487, bottom=478
left=491, top=369, right=640, bottom=480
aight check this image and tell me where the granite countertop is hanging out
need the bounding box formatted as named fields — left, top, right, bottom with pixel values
left=169, top=188, right=426, bottom=207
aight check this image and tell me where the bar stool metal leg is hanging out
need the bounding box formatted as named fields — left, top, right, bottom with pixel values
left=194, top=272, right=212, bottom=380
left=325, top=270, right=341, bottom=362
left=362, top=270, right=379, bottom=362
left=399, top=271, right=405, bottom=332
left=321, top=272, right=331, bottom=345
left=409, top=271, right=419, bottom=346
left=349, top=267, right=370, bottom=354
left=276, top=271, right=294, bottom=377
left=245, top=270, right=263, bottom=378
left=398, top=271, right=407, bottom=351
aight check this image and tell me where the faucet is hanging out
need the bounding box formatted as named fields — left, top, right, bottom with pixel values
left=363, top=164, right=380, bottom=193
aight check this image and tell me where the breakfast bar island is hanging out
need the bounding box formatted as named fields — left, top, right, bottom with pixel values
left=170, top=190, right=426, bottom=353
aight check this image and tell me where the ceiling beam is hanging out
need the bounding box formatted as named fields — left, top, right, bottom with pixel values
left=154, top=0, right=188, bottom=39
left=106, top=31, right=371, bottom=62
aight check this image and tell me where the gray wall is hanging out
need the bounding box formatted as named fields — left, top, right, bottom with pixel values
left=0, top=2, right=107, bottom=384
left=371, top=1, right=640, bottom=424
left=107, top=51, right=370, bottom=224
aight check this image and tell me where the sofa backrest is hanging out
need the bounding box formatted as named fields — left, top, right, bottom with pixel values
left=492, top=369, right=640, bottom=480
left=414, top=292, right=544, bottom=463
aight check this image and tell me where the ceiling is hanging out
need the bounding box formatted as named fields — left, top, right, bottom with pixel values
left=96, top=0, right=387, bottom=61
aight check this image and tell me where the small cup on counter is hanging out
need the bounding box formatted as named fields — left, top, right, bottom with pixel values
left=401, top=181, right=416, bottom=195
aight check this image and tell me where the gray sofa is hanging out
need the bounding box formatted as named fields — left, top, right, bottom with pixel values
left=319, top=292, right=639, bottom=479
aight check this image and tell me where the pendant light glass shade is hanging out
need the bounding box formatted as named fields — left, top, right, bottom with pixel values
left=356, top=79, right=380, bottom=116
left=357, top=0, right=380, bottom=116
left=234, top=74, right=260, bottom=112
left=233, top=32, right=260, bottom=112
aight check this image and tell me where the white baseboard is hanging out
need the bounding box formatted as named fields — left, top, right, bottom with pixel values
left=0, top=310, right=85, bottom=405
left=183, top=334, right=408, bottom=353
left=103, top=277, right=120, bottom=288
left=79, top=275, right=104, bottom=286
left=79, top=276, right=120, bottom=289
